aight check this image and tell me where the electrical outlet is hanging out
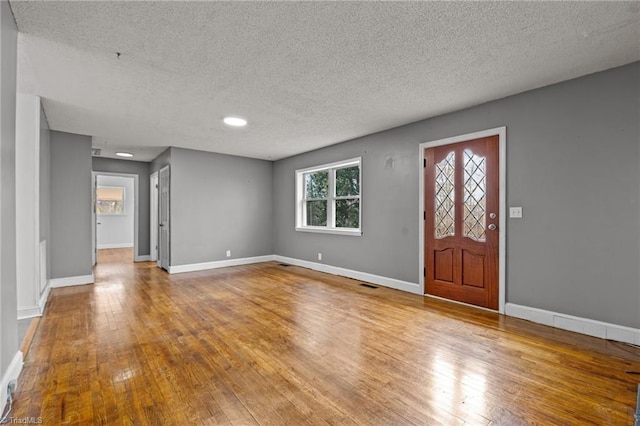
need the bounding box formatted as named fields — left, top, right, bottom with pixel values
left=226, top=250, right=231, bottom=257
left=318, top=253, right=322, bottom=261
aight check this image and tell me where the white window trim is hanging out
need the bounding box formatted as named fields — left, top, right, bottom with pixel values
left=295, top=157, right=362, bottom=236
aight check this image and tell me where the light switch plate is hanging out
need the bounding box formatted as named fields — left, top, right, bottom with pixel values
left=509, top=207, right=523, bottom=218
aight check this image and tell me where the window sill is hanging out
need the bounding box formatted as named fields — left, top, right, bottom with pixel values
left=295, top=227, right=362, bottom=237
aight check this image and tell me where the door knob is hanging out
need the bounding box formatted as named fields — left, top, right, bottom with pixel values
left=488, top=223, right=496, bottom=230
left=489, top=212, right=496, bottom=219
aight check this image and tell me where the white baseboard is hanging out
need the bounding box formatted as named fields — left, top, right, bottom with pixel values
left=274, top=255, right=421, bottom=295
left=17, top=306, right=40, bottom=320
left=169, top=254, right=420, bottom=294
left=505, top=303, right=640, bottom=345
left=17, top=281, right=51, bottom=320
left=97, top=243, right=133, bottom=249
left=169, top=255, right=276, bottom=274
left=49, top=274, right=94, bottom=288
left=0, top=351, right=23, bottom=415
left=39, top=282, right=50, bottom=313
left=134, top=255, right=151, bottom=262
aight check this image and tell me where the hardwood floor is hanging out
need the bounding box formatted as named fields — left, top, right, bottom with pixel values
left=10, top=248, right=639, bottom=424
left=19, top=317, right=39, bottom=355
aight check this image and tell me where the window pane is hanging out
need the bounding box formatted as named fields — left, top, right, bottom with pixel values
left=96, top=200, right=125, bottom=215
left=96, top=186, right=125, bottom=215
left=463, top=149, right=486, bottom=242
left=435, top=152, right=455, bottom=238
left=306, top=200, right=327, bottom=226
left=335, top=199, right=359, bottom=228
left=305, top=171, right=328, bottom=199
left=335, top=166, right=359, bottom=197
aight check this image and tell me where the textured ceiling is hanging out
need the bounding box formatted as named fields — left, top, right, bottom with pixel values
left=11, top=1, right=640, bottom=161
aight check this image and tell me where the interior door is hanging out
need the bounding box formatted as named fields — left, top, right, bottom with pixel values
left=424, top=136, right=499, bottom=309
left=158, top=166, right=170, bottom=270
left=150, top=172, right=159, bottom=262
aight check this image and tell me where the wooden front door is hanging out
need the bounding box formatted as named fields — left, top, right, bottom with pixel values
left=424, top=136, right=499, bottom=309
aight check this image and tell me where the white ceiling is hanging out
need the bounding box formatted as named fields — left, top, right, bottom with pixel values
left=11, top=1, right=640, bottom=161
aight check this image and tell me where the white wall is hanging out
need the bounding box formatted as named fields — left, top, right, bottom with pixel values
left=0, top=0, right=21, bottom=409
left=96, top=175, right=134, bottom=249
left=15, top=93, right=42, bottom=319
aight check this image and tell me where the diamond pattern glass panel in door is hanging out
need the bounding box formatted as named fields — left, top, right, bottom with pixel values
left=463, top=149, right=486, bottom=241
left=434, top=152, right=455, bottom=239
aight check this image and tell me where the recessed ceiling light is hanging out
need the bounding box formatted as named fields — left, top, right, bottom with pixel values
left=116, top=152, right=133, bottom=158
left=223, top=116, right=247, bottom=127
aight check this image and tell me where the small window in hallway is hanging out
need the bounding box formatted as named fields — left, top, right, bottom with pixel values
left=96, top=186, right=125, bottom=215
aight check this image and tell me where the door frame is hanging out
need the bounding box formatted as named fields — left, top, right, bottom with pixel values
left=158, top=166, right=170, bottom=270
left=419, top=127, right=506, bottom=313
left=150, top=171, right=159, bottom=262
left=91, top=172, right=97, bottom=266
left=93, top=171, right=140, bottom=261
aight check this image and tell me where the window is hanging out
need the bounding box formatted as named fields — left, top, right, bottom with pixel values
left=96, top=186, right=125, bottom=215
left=296, top=158, right=361, bottom=236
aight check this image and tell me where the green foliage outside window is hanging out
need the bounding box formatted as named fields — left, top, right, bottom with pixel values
left=305, top=171, right=328, bottom=226
left=303, top=165, right=360, bottom=229
left=305, top=171, right=328, bottom=198
left=336, top=199, right=359, bottom=228
left=306, top=200, right=327, bottom=226
left=335, top=166, right=359, bottom=228
left=335, top=166, right=359, bottom=197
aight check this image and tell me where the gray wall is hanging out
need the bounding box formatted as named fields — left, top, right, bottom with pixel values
left=39, top=106, right=50, bottom=281
left=274, top=62, right=640, bottom=329
left=50, top=131, right=93, bottom=279
left=0, top=0, right=18, bottom=375
left=92, top=157, right=151, bottom=256
left=150, top=147, right=171, bottom=174
left=169, top=148, right=273, bottom=266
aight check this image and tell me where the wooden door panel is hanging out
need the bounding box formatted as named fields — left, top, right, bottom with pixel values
left=462, top=250, right=484, bottom=288
left=434, top=248, right=454, bottom=283
left=425, top=135, right=499, bottom=309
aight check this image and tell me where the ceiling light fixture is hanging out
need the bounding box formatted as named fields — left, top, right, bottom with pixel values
left=223, top=116, right=247, bottom=127
left=116, top=152, right=133, bottom=158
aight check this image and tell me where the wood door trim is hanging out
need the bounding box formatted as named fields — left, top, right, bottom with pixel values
left=419, top=127, right=506, bottom=313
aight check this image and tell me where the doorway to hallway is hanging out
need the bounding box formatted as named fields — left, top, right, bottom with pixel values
left=92, top=172, right=140, bottom=265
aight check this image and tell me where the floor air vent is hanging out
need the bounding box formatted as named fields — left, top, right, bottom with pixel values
left=360, top=283, right=378, bottom=289
left=279, top=263, right=291, bottom=267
